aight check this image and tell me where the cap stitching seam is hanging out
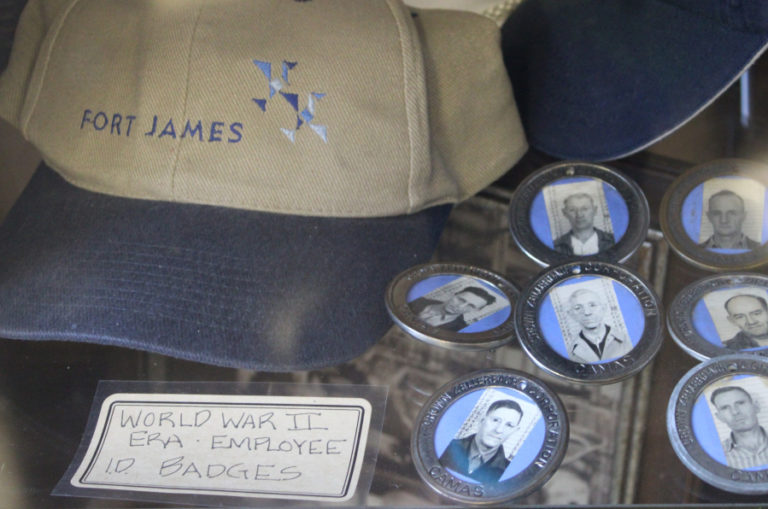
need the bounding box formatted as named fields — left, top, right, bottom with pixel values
left=169, top=3, right=205, bottom=200
left=52, top=166, right=440, bottom=216
left=20, top=0, right=83, bottom=136
left=385, top=0, right=417, bottom=212
left=13, top=297, right=263, bottom=334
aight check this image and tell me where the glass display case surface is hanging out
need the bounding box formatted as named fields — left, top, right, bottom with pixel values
left=3, top=23, right=768, bottom=509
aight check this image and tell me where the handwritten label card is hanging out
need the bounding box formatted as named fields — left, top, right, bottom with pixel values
left=68, top=393, right=372, bottom=502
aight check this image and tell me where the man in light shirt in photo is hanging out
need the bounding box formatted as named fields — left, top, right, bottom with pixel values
left=565, top=289, right=631, bottom=363
left=553, top=193, right=614, bottom=256
left=711, top=385, right=768, bottom=470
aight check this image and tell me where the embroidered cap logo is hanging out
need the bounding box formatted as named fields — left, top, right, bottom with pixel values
left=252, top=60, right=328, bottom=143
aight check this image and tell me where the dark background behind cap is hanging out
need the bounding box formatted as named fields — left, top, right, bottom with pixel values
left=0, top=0, right=26, bottom=72
left=501, top=0, right=768, bottom=161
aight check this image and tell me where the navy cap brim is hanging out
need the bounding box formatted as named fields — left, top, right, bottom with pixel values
left=0, top=164, right=450, bottom=371
left=502, top=0, right=768, bottom=161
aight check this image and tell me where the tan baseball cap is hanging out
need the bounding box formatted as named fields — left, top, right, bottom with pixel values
left=0, top=0, right=526, bottom=370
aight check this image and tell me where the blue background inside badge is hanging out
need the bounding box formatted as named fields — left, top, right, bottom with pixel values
left=537, top=275, right=645, bottom=363
left=433, top=387, right=545, bottom=484
left=529, top=177, right=629, bottom=248
left=692, top=290, right=768, bottom=352
left=681, top=179, right=768, bottom=254
left=691, top=374, right=766, bottom=470
left=692, top=295, right=727, bottom=348
left=406, top=275, right=511, bottom=333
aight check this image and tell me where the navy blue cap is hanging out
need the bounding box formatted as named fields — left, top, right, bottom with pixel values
left=0, top=164, right=450, bottom=370
left=502, top=0, right=768, bottom=161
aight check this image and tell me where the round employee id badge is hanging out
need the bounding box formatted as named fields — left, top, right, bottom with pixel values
left=508, top=161, right=649, bottom=267
left=515, top=261, right=663, bottom=384
left=668, top=273, right=768, bottom=361
left=660, top=159, right=768, bottom=271
left=385, top=263, right=519, bottom=351
left=668, top=355, right=768, bottom=495
left=411, top=370, right=568, bottom=504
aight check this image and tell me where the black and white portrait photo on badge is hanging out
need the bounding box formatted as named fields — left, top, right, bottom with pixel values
left=407, top=276, right=510, bottom=333
left=544, top=277, right=634, bottom=364
left=541, top=179, right=616, bottom=256
left=436, top=388, right=543, bottom=484
left=514, top=163, right=644, bottom=268
left=695, top=178, right=766, bottom=251
left=699, top=376, right=768, bottom=470
left=695, top=286, right=768, bottom=351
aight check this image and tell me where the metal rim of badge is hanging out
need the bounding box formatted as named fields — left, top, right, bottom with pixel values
left=507, top=160, right=650, bottom=267
left=514, top=261, right=663, bottom=384
left=411, top=369, right=569, bottom=504
left=385, top=263, right=520, bottom=351
left=659, top=158, right=768, bottom=271
left=668, top=272, right=768, bottom=361
left=667, top=354, right=768, bottom=495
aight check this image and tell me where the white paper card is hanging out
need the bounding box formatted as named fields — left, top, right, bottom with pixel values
left=69, top=393, right=372, bottom=501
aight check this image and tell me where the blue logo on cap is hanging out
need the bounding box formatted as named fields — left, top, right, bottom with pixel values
left=252, top=60, right=327, bottom=143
